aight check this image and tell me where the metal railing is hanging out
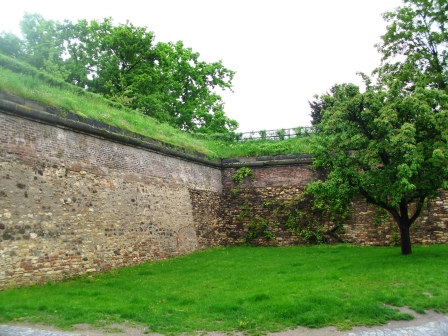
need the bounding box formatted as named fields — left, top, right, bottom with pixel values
left=237, top=126, right=316, bottom=141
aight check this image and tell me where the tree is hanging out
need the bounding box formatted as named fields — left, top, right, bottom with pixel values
left=144, top=41, right=237, bottom=132
left=0, top=32, right=24, bottom=59
left=375, top=0, right=448, bottom=90
left=2, top=14, right=238, bottom=134
left=308, top=76, right=448, bottom=255
left=19, top=13, right=68, bottom=80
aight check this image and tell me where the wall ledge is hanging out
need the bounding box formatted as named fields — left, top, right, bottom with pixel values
left=221, top=154, right=313, bottom=168
left=0, top=92, right=314, bottom=169
left=0, top=92, right=221, bottom=168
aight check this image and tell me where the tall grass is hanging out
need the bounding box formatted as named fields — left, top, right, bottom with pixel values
left=0, top=245, right=447, bottom=334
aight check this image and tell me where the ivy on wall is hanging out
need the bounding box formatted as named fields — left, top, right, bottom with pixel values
left=229, top=168, right=346, bottom=245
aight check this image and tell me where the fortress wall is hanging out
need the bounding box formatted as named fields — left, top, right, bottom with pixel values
left=220, top=164, right=448, bottom=247
left=0, top=101, right=221, bottom=289
left=1, top=95, right=447, bottom=290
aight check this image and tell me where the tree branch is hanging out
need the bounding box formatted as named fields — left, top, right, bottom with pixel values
left=358, top=186, right=400, bottom=223
left=409, top=196, right=426, bottom=225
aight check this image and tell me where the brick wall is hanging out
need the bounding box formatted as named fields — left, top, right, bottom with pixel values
left=0, top=106, right=222, bottom=289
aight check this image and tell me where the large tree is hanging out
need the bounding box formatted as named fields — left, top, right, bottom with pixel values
left=0, top=32, right=24, bottom=59
left=0, top=14, right=237, bottom=134
left=18, top=13, right=68, bottom=80
left=308, top=75, right=448, bottom=255
left=375, top=0, right=448, bottom=90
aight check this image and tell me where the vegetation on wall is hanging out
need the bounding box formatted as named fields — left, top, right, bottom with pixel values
left=229, top=168, right=346, bottom=245
left=248, top=194, right=346, bottom=245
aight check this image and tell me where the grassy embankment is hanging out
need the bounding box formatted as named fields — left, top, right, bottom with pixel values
left=0, top=245, right=447, bottom=334
left=0, top=54, right=312, bottom=159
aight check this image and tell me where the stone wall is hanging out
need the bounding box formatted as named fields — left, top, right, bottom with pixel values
left=0, top=99, right=222, bottom=289
left=220, top=164, right=448, bottom=247
left=1, top=94, right=447, bottom=290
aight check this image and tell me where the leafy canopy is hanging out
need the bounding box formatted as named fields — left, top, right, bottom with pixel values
left=0, top=13, right=238, bottom=134
left=375, top=0, right=448, bottom=90
left=308, top=75, right=448, bottom=255
left=308, top=0, right=448, bottom=255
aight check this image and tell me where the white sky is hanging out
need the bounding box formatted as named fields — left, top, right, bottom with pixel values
left=0, top=0, right=402, bottom=132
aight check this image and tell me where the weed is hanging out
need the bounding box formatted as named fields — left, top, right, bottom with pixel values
left=391, top=231, right=400, bottom=247
left=232, top=167, right=254, bottom=185
left=236, top=201, right=252, bottom=221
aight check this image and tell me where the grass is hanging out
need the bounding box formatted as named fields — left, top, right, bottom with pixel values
left=0, top=59, right=215, bottom=158
left=0, top=245, right=447, bottom=334
left=0, top=53, right=312, bottom=159
left=200, top=136, right=312, bottom=158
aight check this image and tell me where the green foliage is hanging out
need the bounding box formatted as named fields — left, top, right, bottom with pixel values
left=309, top=0, right=448, bottom=254
left=276, top=128, right=286, bottom=140
left=0, top=57, right=218, bottom=157
left=206, top=136, right=313, bottom=158
left=297, top=225, right=325, bottom=244
left=18, top=13, right=67, bottom=78
left=231, top=167, right=254, bottom=199
left=0, top=245, right=447, bottom=334
left=230, top=187, right=241, bottom=197
left=232, top=167, right=254, bottom=185
left=239, top=194, right=345, bottom=246
left=236, top=201, right=252, bottom=221
left=280, top=196, right=345, bottom=244
left=0, top=32, right=23, bottom=59
left=374, top=208, right=388, bottom=226
left=0, top=54, right=313, bottom=159
left=293, top=126, right=312, bottom=137
left=245, top=218, right=275, bottom=242
left=308, top=75, right=448, bottom=255
left=375, top=0, right=448, bottom=90
left=309, top=84, right=357, bottom=126
left=1, top=13, right=238, bottom=134
left=391, top=231, right=400, bottom=247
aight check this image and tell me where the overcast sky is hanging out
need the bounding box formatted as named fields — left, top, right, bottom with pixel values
left=0, top=0, right=403, bottom=132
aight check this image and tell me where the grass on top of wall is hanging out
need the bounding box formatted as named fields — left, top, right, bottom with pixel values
left=200, top=136, right=313, bottom=158
left=0, top=60, right=215, bottom=158
left=0, top=54, right=312, bottom=159
left=0, top=245, right=447, bottom=334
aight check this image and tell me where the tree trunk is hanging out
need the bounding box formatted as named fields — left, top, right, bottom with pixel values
left=399, top=223, right=412, bottom=255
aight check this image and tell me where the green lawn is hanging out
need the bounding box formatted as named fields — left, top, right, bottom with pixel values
left=0, top=245, right=447, bottom=334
